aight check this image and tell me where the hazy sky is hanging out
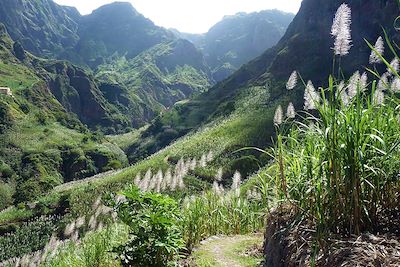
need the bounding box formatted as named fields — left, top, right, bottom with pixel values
left=53, top=0, right=302, bottom=33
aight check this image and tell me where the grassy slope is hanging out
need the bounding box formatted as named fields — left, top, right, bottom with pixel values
left=0, top=83, right=278, bottom=225
left=0, top=30, right=128, bottom=208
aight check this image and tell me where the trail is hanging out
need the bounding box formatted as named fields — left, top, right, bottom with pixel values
left=53, top=169, right=123, bottom=193
left=192, top=234, right=263, bottom=267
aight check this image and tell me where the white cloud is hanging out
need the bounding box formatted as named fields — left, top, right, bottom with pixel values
left=54, top=0, right=302, bottom=33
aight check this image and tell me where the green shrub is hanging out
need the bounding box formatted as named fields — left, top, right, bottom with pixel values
left=0, top=216, right=56, bottom=262
left=105, top=159, right=122, bottom=170
left=0, top=182, right=14, bottom=210
left=112, top=185, right=184, bottom=267
left=0, top=162, right=14, bottom=181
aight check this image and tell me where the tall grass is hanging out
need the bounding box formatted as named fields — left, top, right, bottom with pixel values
left=181, top=190, right=266, bottom=252
left=263, top=4, right=400, bottom=237
left=269, top=73, right=400, bottom=236
left=43, top=224, right=129, bottom=267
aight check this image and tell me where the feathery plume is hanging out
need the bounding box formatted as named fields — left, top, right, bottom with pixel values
left=75, top=216, right=85, bottom=229
left=141, top=169, right=152, bottom=191
left=387, top=58, right=399, bottom=75
left=360, top=72, right=368, bottom=92
left=200, top=154, right=207, bottom=168
left=148, top=175, right=157, bottom=191
left=369, top=36, right=385, bottom=64
left=163, top=168, right=172, bottom=190
left=170, top=175, right=178, bottom=191
left=286, top=102, right=296, bottom=119
left=273, top=105, right=284, bottom=126
left=134, top=172, right=141, bottom=186
left=331, top=3, right=352, bottom=56
left=377, top=73, right=389, bottom=91
left=92, top=197, right=101, bottom=210
left=215, top=167, right=223, bottom=182
left=178, top=175, right=185, bottom=190
left=347, top=71, right=360, bottom=99
left=97, top=222, right=104, bottom=231
left=88, top=215, right=97, bottom=230
left=304, top=80, right=320, bottom=110
left=231, top=171, right=242, bottom=197
left=71, top=231, right=79, bottom=242
left=286, top=71, right=298, bottom=90
left=390, top=77, right=400, bottom=93
left=373, top=89, right=385, bottom=105
left=190, top=158, right=197, bottom=170
left=206, top=151, right=214, bottom=162
left=212, top=181, right=221, bottom=195
left=155, top=169, right=163, bottom=193
left=64, top=222, right=76, bottom=237
left=185, top=159, right=192, bottom=172
left=338, top=81, right=349, bottom=106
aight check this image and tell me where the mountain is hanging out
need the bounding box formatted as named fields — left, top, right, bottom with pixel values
left=175, top=10, right=294, bottom=81
left=0, top=1, right=296, bottom=131
left=0, top=0, right=214, bottom=130
left=128, top=0, right=399, bottom=161
left=0, top=24, right=127, bottom=205
left=0, top=0, right=174, bottom=67
left=96, top=39, right=213, bottom=127
left=0, top=0, right=80, bottom=58
left=71, top=2, right=174, bottom=67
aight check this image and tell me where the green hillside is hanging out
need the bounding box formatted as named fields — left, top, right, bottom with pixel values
left=96, top=39, right=213, bottom=127
left=0, top=0, right=399, bottom=266
left=0, top=24, right=127, bottom=208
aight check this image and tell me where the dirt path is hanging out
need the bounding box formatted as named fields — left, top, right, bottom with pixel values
left=192, top=234, right=263, bottom=267
left=53, top=169, right=123, bottom=193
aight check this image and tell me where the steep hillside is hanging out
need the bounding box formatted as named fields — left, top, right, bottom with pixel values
left=0, top=0, right=174, bottom=67
left=128, top=0, right=399, bottom=161
left=176, top=10, right=294, bottom=81
left=0, top=0, right=80, bottom=58
left=96, top=39, right=213, bottom=127
left=73, top=2, right=174, bottom=67
left=0, top=0, right=214, bottom=130
left=0, top=24, right=127, bottom=207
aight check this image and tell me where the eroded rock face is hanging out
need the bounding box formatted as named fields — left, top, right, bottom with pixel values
left=37, top=61, right=122, bottom=130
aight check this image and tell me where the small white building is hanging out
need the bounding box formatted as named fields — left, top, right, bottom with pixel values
left=0, top=87, right=12, bottom=96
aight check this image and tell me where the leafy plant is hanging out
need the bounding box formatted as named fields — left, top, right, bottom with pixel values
left=112, top=185, right=184, bottom=267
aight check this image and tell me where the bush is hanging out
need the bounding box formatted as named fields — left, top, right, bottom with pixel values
left=0, top=216, right=56, bottom=262
left=0, top=182, right=14, bottom=210
left=112, top=185, right=184, bottom=267
left=0, top=162, right=14, bottom=181
left=104, top=159, right=122, bottom=170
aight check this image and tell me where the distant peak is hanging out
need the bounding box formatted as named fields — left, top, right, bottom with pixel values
left=90, top=1, right=138, bottom=16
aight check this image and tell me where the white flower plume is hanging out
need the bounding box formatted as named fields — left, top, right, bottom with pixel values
left=360, top=72, right=368, bottom=92
left=373, top=89, right=385, bottom=105
left=286, top=71, right=298, bottom=90
left=369, top=36, right=385, bottom=64
left=387, top=58, right=399, bottom=75
left=338, top=81, right=349, bottom=106
left=274, top=105, right=284, bottom=126
left=304, top=81, right=320, bottom=110
left=347, top=71, right=360, bottom=99
left=390, top=77, right=400, bottom=93
left=331, top=3, right=352, bottom=56
left=286, top=102, right=296, bottom=119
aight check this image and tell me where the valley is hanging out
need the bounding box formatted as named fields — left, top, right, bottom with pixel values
left=0, top=0, right=399, bottom=266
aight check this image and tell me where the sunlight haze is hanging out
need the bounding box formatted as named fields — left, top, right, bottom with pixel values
left=53, top=0, right=302, bottom=33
